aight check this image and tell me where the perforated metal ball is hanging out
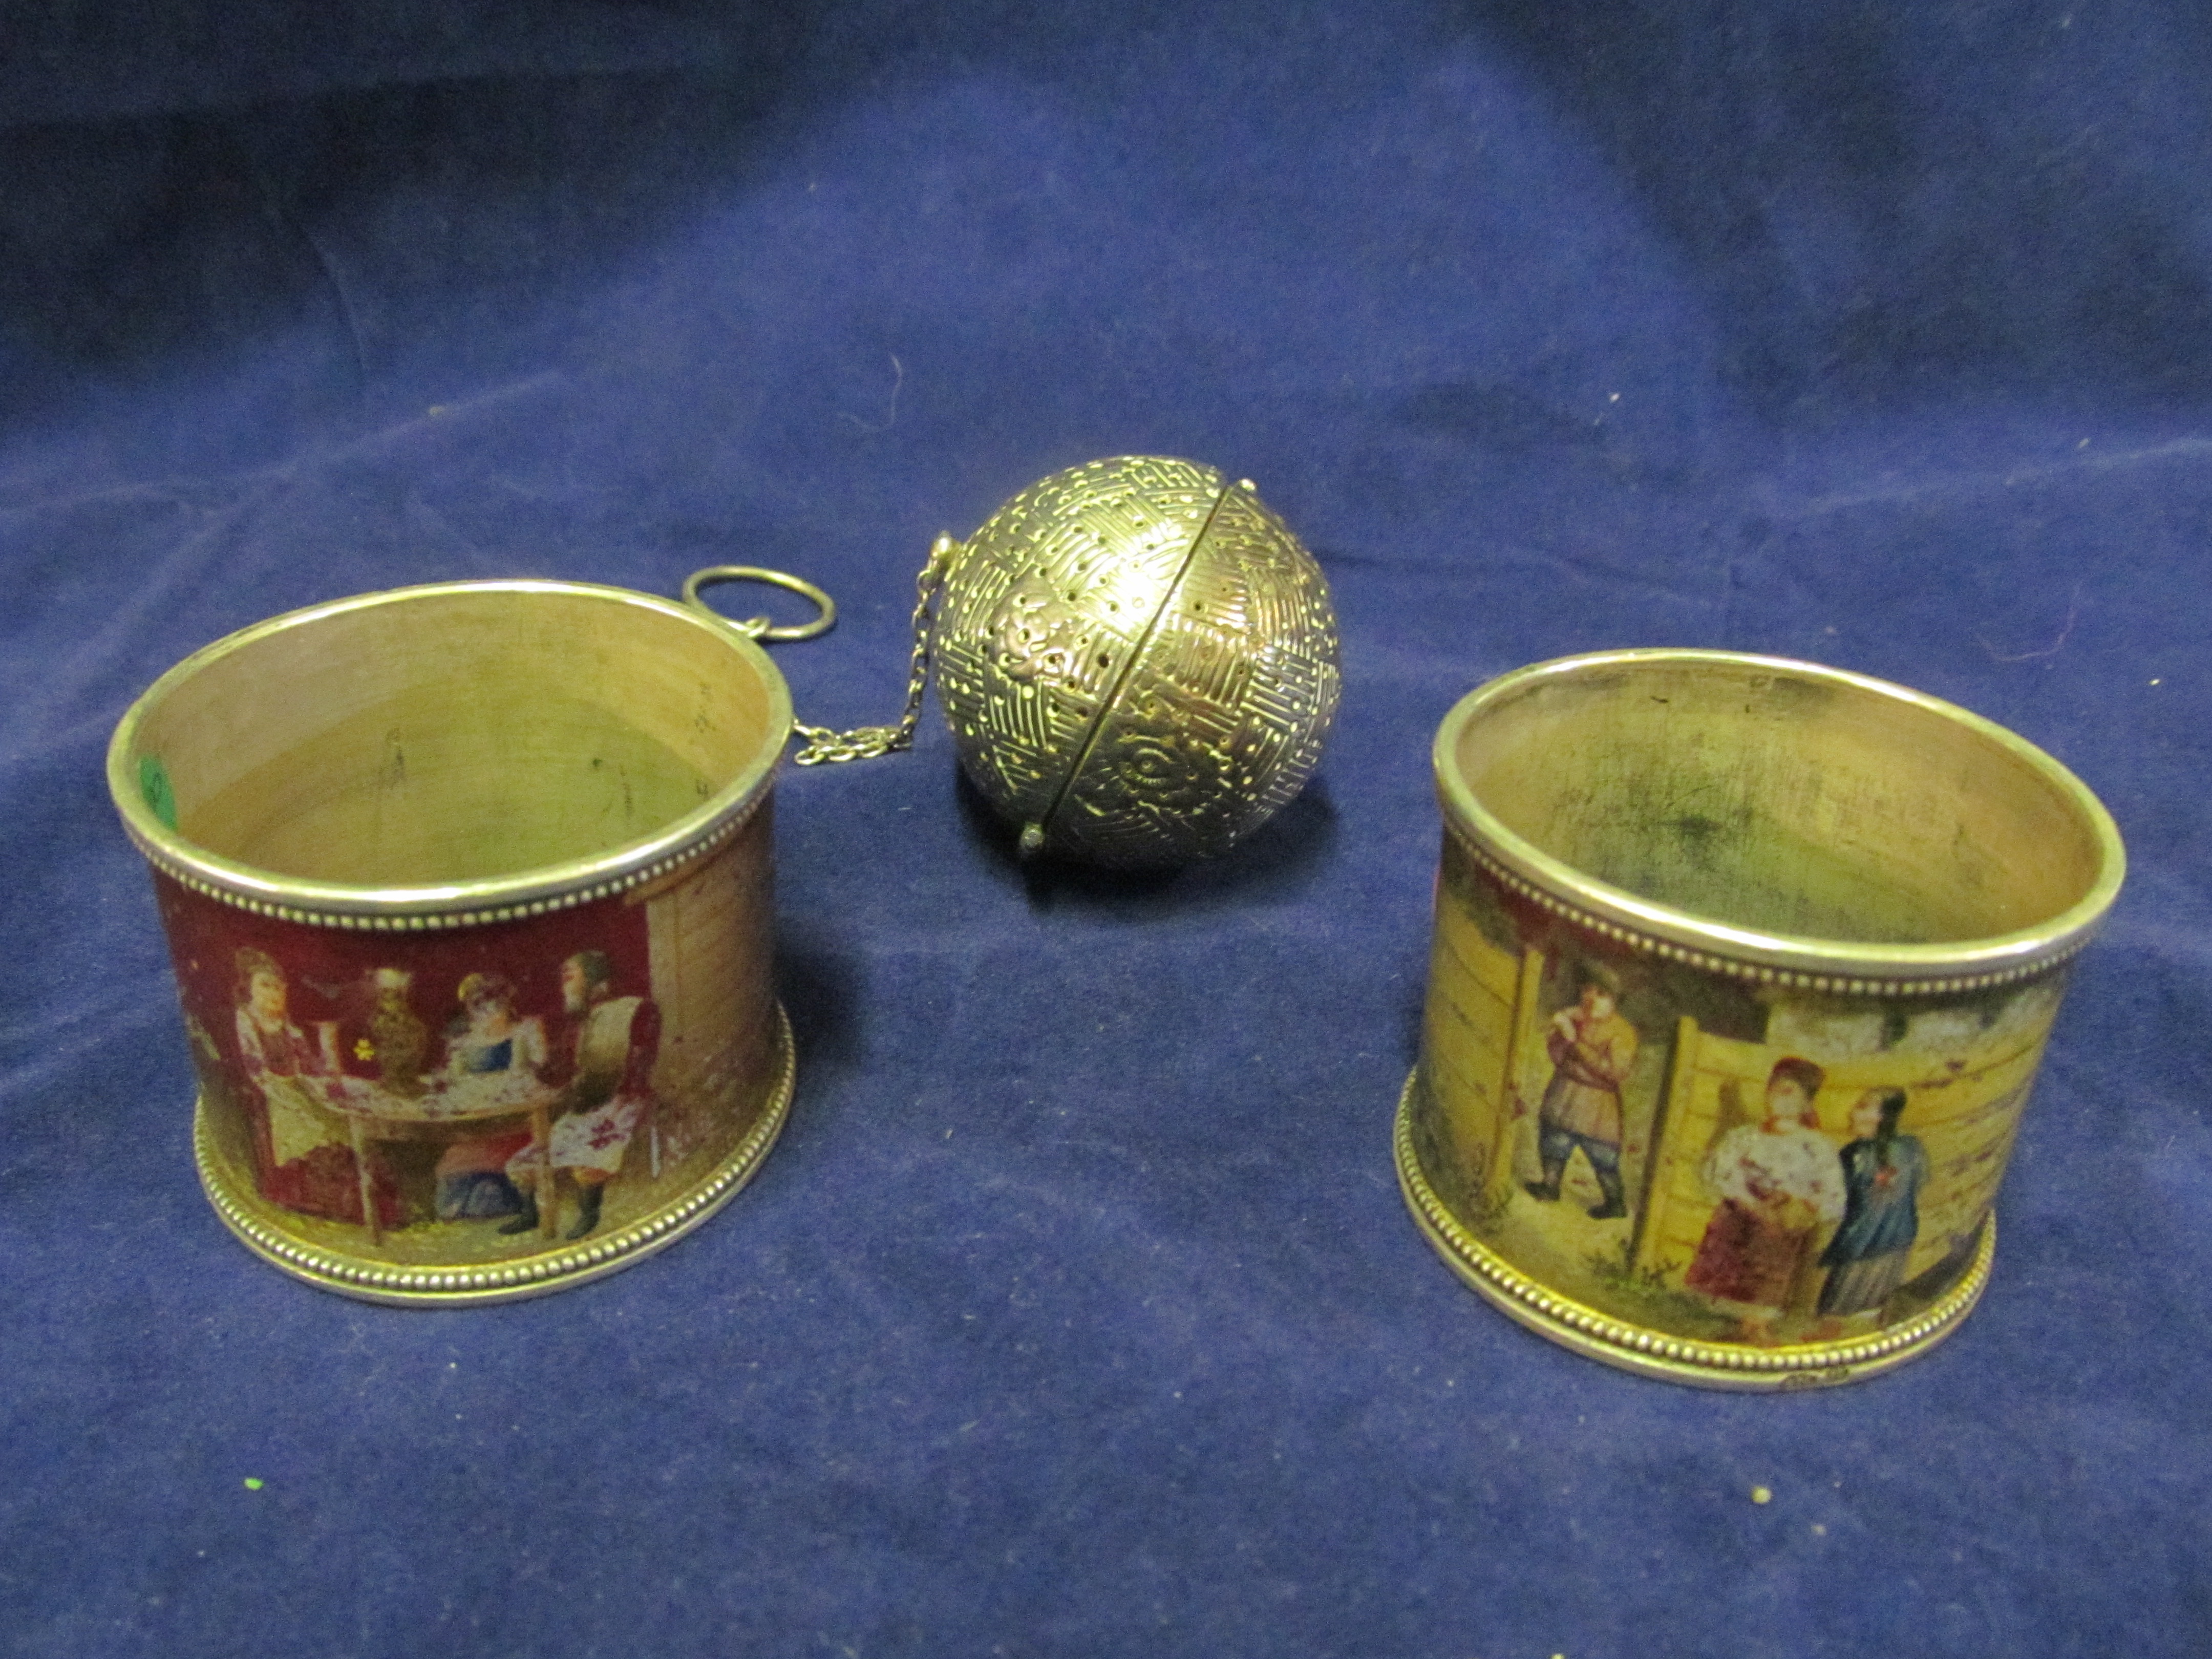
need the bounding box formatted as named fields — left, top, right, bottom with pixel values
left=930, top=456, right=1342, bottom=868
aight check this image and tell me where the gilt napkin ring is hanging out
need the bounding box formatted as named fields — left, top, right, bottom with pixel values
left=109, top=579, right=803, bottom=1303
left=1399, top=650, right=2124, bottom=1388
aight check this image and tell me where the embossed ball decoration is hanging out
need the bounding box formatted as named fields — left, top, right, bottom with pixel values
left=930, top=456, right=1342, bottom=868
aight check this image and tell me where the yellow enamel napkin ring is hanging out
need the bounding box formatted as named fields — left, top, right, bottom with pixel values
left=1400, top=650, right=2124, bottom=1388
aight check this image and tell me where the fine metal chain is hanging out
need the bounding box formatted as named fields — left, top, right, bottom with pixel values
left=792, top=534, right=961, bottom=765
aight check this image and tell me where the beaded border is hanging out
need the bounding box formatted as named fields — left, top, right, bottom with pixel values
left=1445, top=819, right=2086, bottom=1001
left=1393, top=1071, right=1992, bottom=1390
left=194, top=1004, right=796, bottom=1305
left=133, top=782, right=770, bottom=932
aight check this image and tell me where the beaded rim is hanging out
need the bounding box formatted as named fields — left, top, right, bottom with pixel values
left=1445, top=822, right=2087, bottom=1000
left=131, top=789, right=769, bottom=932
left=1434, top=649, right=2125, bottom=991
left=1393, top=1071, right=1992, bottom=1390
left=195, top=1005, right=796, bottom=1305
left=108, top=579, right=792, bottom=929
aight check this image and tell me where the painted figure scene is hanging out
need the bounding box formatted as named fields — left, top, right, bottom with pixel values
left=1413, top=837, right=2061, bottom=1347
left=155, top=820, right=780, bottom=1266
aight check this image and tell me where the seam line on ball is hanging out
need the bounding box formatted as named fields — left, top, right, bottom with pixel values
left=1035, top=474, right=1231, bottom=847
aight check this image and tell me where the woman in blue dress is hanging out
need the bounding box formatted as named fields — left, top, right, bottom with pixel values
left=432, top=972, right=546, bottom=1221
left=1815, top=1089, right=1928, bottom=1331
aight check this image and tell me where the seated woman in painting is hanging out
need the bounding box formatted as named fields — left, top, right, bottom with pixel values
left=232, top=947, right=397, bottom=1227
left=430, top=972, right=547, bottom=1222
left=1812, top=1089, right=1929, bottom=1336
left=1684, top=1057, right=1846, bottom=1344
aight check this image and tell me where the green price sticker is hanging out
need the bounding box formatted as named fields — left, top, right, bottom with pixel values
left=139, top=756, right=178, bottom=830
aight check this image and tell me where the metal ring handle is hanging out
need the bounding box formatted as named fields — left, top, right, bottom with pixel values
left=680, top=566, right=837, bottom=642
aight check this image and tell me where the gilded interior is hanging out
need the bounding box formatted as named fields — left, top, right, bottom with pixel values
left=114, top=582, right=787, bottom=896
left=1441, top=652, right=2120, bottom=962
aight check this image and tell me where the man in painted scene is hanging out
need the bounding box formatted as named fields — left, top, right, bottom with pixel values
left=1685, top=1056, right=1847, bottom=1343
left=1812, top=1089, right=1928, bottom=1336
left=363, top=966, right=429, bottom=1097
left=1523, top=965, right=1638, bottom=1220
left=503, top=951, right=660, bottom=1240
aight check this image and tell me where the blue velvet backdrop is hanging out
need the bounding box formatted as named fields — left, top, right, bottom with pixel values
left=3, top=3, right=2206, bottom=1654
